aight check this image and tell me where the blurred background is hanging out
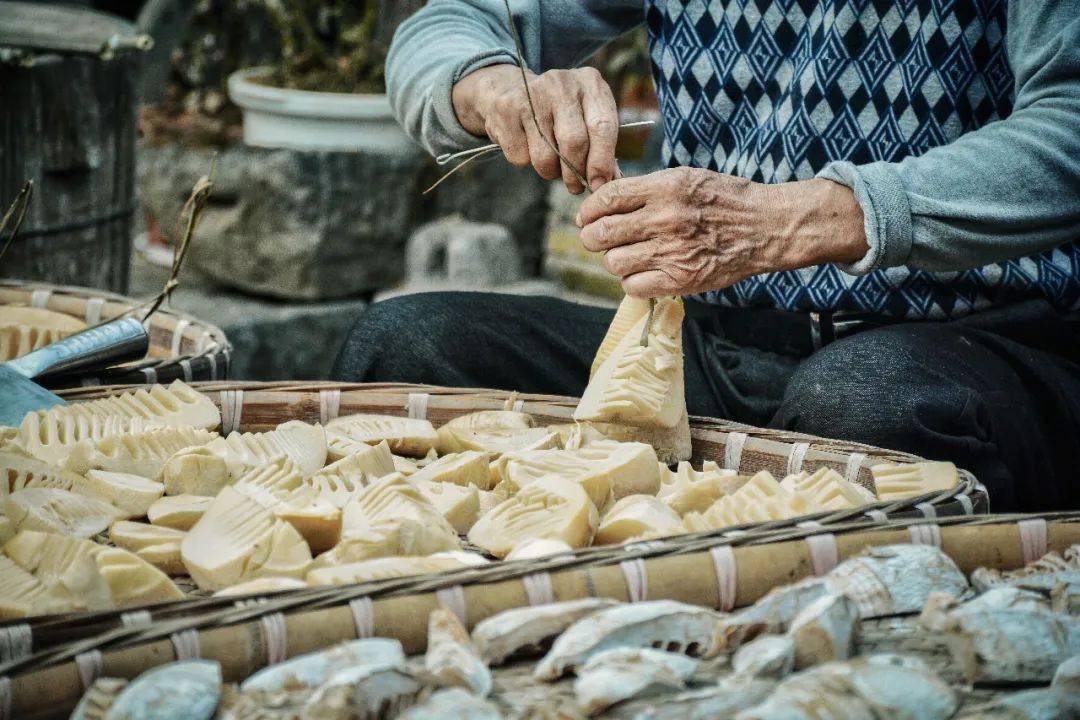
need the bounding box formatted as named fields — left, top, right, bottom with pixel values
left=1, top=0, right=663, bottom=380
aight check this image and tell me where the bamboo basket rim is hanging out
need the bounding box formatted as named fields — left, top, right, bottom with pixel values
left=2, top=511, right=1075, bottom=680
left=0, top=278, right=232, bottom=378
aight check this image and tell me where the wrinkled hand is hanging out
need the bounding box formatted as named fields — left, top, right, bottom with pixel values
left=452, top=64, right=618, bottom=194
left=576, top=167, right=868, bottom=298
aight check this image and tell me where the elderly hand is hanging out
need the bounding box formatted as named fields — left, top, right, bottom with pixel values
left=575, top=167, right=869, bottom=298
left=452, top=64, right=618, bottom=195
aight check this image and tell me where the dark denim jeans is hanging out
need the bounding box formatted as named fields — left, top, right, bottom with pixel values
left=332, top=292, right=1080, bottom=513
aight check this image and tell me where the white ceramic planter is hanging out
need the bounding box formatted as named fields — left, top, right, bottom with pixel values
left=227, top=67, right=410, bottom=152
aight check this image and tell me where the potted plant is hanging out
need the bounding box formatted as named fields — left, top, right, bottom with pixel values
left=227, top=0, right=408, bottom=151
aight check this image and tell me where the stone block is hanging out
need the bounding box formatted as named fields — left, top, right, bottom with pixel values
left=406, top=217, right=521, bottom=286
left=138, top=140, right=428, bottom=301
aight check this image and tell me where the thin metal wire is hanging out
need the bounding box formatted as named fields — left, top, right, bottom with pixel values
left=434, top=120, right=657, bottom=166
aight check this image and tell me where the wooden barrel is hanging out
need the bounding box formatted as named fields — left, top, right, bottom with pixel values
left=0, top=4, right=142, bottom=293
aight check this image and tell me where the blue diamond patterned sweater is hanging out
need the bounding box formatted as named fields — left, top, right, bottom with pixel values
left=387, top=0, right=1080, bottom=319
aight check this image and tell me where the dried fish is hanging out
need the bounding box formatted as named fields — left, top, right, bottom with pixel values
left=241, top=638, right=404, bottom=692
left=398, top=688, right=503, bottom=720
left=710, top=579, right=830, bottom=653
left=304, top=665, right=424, bottom=718
left=788, top=593, right=859, bottom=668
left=972, top=544, right=1080, bottom=593
left=732, top=635, right=795, bottom=679
left=955, top=686, right=1080, bottom=720
left=535, top=600, right=722, bottom=680
left=425, top=607, right=493, bottom=696
left=940, top=605, right=1079, bottom=683
left=1052, top=582, right=1079, bottom=615
left=573, top=647, right=698, bottom=715
left=825, top=544, right=968, bottom=618
left=736, top=654, right=958, bottom=720
left=608, top=675, right=774, bottom=720
left=472, top=598, right=621, bottom=665
left=104, top=660, right=221, bottom=720
left=71, top=678, right=126, bottom=720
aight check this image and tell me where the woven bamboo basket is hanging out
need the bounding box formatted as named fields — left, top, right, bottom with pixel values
left=2, top=512, right=1077, bottom=719
left=0, top=280, right=231, bottom=387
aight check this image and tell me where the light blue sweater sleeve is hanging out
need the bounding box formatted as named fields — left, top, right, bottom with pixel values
left=386, top=0, right=643, bottom=157
left=819, top=0, right=1080, bottom=274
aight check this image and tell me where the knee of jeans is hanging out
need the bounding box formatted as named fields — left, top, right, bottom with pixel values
left=777, top=326, right=924, bottom=444
left=331, top=293, right=461, bottom=380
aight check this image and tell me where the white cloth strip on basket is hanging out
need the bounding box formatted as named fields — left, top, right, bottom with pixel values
left=407, top=393, right=430, bottom=420
left=1017, top=518, right=1048, bottom=564
left=0, top=625, right=31, bottom=664
left=221, top=348, right=231, bottom=378
left=845, top=453, right=867, bottom=485
left=799, top=524, right=839, bottom=576
left=709, top=545, right=737, bottom=612
left=619, top=559, right=648, bottom=603
left=908, top=523, right=942, bottom=547
left=207, top=353, right=218, bottom=381
left=80, top=376, right=100, bottom=387
left=0, top=676, right=10, bottom=720
left=512, top=399, right=525, bottom=412
left=787, top=442, right=810, bottom=476
left=724, top=432, right=748, bottom=472
left=75, top=650, right=103, bottom=690
left=141, top=366, right=157, bottom=385
left=349, top=597, right=375, bottom=638
left=916, top=502, right=937, bottom=519
left=171, top=319, right=191, bottom=357
left=170, top=629, right=201, bottom=660
left=259, top=613, right=288, bottom=667
left=196, top=331, right=214, bottom=354
left=220, top=390, right=244, bottom=435
left=180, top=358, right=193, bottom=382
left=955, top=492, right=974, bottom=515
left=84, top=297, right=105, bottom=325
left=319, top=389, right=341, bottom=425
left=865, top=509, right=888, bottom=522
left=120, top=610, right=152, bottom=628
left=436, top=585, right=467, bottom=624
left=522, top=572, right=555, bottom=606
left=29, top=289, right=51, bottom=308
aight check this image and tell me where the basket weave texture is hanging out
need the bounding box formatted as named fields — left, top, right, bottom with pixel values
left=0, top=280, right=232, bottom=387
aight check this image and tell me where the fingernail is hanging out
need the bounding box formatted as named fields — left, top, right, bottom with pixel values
left=589, top=177, right=604, bottom=192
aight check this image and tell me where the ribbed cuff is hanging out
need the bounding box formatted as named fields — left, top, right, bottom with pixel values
left=432, top=48, right=520, bottom=152
left=817, top=161, right=913, bottom=276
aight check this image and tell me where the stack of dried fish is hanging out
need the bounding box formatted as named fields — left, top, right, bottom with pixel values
left=66, top=542, right=1080, bottom=719
left=0, top=299, right=964, bottom=617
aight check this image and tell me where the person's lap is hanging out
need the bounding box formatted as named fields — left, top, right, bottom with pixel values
left=332, top=292, right=1080, bottom=511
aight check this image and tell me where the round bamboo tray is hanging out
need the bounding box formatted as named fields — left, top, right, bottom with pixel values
left=0, top=279, right=231, bottom=387
left=60, top=380, right=990, bottom=521
left=3, top=512, right=1078, bottom=720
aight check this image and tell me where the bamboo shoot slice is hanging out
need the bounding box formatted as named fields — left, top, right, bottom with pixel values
left=73, top=470, right=164, bottom=519
left=0, top=450, right=81, bottom=498
left=64, top=426, right=217, bottom=477
left=781, top=468, right=877, bottom=510
left=109, top=520, right=186, bottom=551
left=213, top=577, right=309, bottom=597
left=0, top=554, right=72, bottom=618
left=147, top=494, right=213, bottom=531
left=436, top=410, right=534, bottom=454
left=870, top=461, right=959, bottom=501
left=468, top=477, right=597, bottom=558
left=412, top=478, right=480, bottom=534
left=409, top=451, right=491, bottom=488
left=181, top=486, right=312, bottom=591
left=0, top=306, right=86, bottom=361
left=326, top=414, right=438, bottom=458
left=5, top=487, right=123, bottom=538
left=595, top=495, right=682, bottom=545
left=304, top=441, right=395, bottom=507
left=306, top=555, right=471, bottom=586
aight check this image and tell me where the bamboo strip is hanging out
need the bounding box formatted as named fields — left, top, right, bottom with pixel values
left=7, top=516, right=1078, bottom=720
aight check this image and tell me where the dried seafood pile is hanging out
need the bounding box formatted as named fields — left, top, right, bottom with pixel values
left=68, top=542, right=1080, bottom=719
left=0, top=297, right=962, bottom=616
